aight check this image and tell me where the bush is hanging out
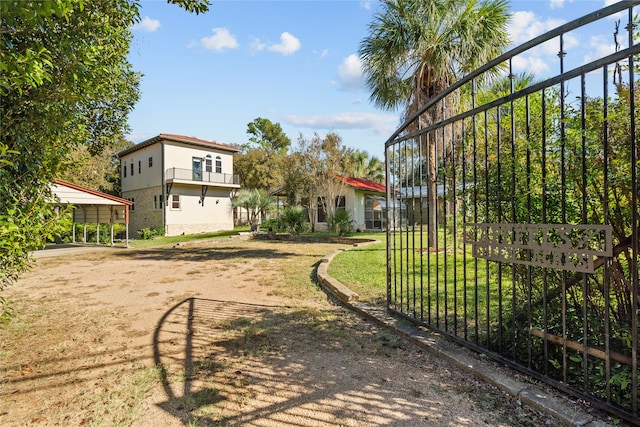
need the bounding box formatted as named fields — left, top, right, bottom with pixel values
left=277, top=206, right=310, bottom=235
left=137, top=227, right=164, bottom=240
left=260, top=218, right=278, bottom=232
left=327, top=209, right=353, bottom=236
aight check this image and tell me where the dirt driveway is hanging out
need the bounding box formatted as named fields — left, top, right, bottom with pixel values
left=1, top=237, right=560, bottom=426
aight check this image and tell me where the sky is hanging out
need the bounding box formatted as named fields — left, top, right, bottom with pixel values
left=126, top=0, right=632, bottom=160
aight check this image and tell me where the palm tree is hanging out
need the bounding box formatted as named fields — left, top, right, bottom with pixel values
left=359, top=0, right=509, bottom=247
left=231, top=189, right=274, bottom=232
left=351, top=150, right=385, bottom=183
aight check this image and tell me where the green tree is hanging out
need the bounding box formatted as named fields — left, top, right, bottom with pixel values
left=290, top=132, right=354, bottom=230
left=234, top=117, right=291, bottom=192
left=350, top=149, right=384, bottom=183
left=234, top=148, right=283, bottom=192
left=60, top=138, right=134, bottom=196
left=359, top=0, right=509, bottom=247
left=231, top=189, right=274, bottom=232
left=246, top=117, right=291, bottom=154
left=0, top=0, right=210, bottom=322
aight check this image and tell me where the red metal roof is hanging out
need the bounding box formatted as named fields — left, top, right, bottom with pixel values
left=335, top=175, right=386, bottom=193
left=53, top=180, right=133, bottom=205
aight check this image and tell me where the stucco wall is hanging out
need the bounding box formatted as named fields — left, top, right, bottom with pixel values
left=120, top=144, right=163, bottom=192
left=163, top=142, right=235, bottom=176
left=165, top=184, right=234, bottom=236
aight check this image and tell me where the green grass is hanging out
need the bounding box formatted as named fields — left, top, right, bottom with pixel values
left=329, top=230, right=515, bottom=337
left=328, top=238, right=387, bottom=306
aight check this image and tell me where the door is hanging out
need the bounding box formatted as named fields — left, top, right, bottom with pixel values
left=192, top=157, right=202, bottom=181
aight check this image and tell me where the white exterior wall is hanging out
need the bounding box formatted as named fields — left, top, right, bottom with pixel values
left=163, top=142, right=235, bottom=175
left=165, top=184, right=234, bottom=236
left=348, top=188, right=367, bottom=230
left=120, top=143, right=163, bottom=192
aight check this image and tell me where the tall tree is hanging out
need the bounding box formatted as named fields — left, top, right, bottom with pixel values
left=246, top=117, right=291, bottom=154
left=359, top=0, right=509, bottom=247
left=234, top=117, right=291, bottom=192
left=0, top=0, right=210, bottom=322
left=60, top=138, right=134, bottom=196
left=292, top=132, right=354, bottom=230
left=350, top=149, right=384, bottom=183
left=234, top=148, right=284, bottom=192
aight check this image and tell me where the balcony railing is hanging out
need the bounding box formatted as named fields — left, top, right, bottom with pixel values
left=165, top=167, right=239, bottom=186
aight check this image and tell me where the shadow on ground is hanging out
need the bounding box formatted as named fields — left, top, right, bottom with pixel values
left=151, top=297, right=475, bottom=426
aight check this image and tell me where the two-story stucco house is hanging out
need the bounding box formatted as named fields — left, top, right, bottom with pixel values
left=118, top=133, right=240, bottom=237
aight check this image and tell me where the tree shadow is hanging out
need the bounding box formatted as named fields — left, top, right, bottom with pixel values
left=114, top=246, right=298, bottom=262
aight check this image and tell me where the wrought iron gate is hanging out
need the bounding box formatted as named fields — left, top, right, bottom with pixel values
left=385, top=2, right=639, bottom=422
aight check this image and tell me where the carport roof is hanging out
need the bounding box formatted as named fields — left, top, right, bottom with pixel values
left=52, top=180, right=132, bottom=206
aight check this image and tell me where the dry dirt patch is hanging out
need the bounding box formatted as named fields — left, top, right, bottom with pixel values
left=1, top=238, right=558, bottom=426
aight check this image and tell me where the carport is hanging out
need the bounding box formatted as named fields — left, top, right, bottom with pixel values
left=51, top=180, right=132, bottom=247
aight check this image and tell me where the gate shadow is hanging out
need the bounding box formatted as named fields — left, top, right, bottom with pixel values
left=151, top=297, right=459, bottom=426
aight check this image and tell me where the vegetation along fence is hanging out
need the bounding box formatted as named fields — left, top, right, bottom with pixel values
left=384, top=2, right=639, bottom=423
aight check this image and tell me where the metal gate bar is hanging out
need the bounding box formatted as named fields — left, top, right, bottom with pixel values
left=385, top=2, right=639, bottom=423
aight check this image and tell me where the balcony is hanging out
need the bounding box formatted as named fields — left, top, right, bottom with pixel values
left=165, top=167, right=240, bottom=187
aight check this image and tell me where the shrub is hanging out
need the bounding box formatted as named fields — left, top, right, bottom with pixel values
left=327, top=209, right=353, bottom=236
left=278, top=206, right=310, bottom=235
left=137, top=227, right=164, bottom=240
left=260, top=218, right=278, bottom=232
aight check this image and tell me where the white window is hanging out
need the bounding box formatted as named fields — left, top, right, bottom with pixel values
left=159, top=194, right=163, bottom=209
left=123, top=162, right=127, bottom=178
left=215, top=156, right=222, bottom=173
left=171, top=194, right=180, bottom=210
left=205, top=155, right=212, bottom=172
left=153, top=195, right=157, bottom=210
left=148, top=156, right=153, bottom=167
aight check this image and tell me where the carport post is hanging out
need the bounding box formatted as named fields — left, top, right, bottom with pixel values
left=96, top=206, right=100, bottom=245
left=83, top=223, right=87, bottom=243
left=110, top=224, right=114, bottom=246
left=72, top=221, right=76, bottom=243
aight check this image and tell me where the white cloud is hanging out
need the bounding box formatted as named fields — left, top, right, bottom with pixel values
left=508, top=11, right=567, bottom=46
left=511, top=54, right=550, bottom=75
left=337, top=54, right=365, bottom=92
left=249, top=36, right=266, bottom=53
left=583, top=35, right=617, bottom=64
left=360, top=1, right=372, bottom=11
left=549, top=0, right=577, bottom=9
left=284, top=112, right=398, bottom=136
left=268, top=32, right=301, bottom=55
left=313, top=48, right=329, bottom=59
left=604, top=0, right=627, bottom=20
left=132, top=16, right=160, bottom=32
left=201, top=28, right=238, bottom=52
left=549, top=0, right=564, bottom=9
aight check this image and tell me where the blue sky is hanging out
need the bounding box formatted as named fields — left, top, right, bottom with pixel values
left=127, top=0, right=629, bottom=160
